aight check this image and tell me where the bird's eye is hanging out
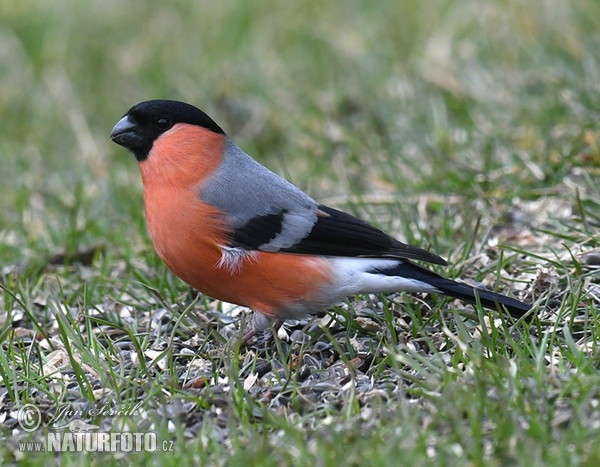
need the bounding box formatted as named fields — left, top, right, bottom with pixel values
left=155, top=117, right=172, bottom=130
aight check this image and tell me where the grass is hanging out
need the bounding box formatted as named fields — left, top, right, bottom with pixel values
left=1, top=0, right=600, bottom=465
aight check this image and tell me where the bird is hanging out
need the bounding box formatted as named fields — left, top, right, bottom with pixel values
left=110, top=99, right=531, bottom=337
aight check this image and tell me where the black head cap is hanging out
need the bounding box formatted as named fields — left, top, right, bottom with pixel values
left=110, top=100, right=225, bottom=161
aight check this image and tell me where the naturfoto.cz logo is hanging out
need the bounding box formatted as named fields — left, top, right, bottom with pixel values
left=16, top=403, right=174, bottom=453
left=46, top=432, right=170, bottom=452
left=20, top=432, right=174, bottom=453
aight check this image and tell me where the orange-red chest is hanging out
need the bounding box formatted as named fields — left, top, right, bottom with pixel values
left=136, top=125, right=334, bottom=318
left=138, top=125, right=232, bottom=296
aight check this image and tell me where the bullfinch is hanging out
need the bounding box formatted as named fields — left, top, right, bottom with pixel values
left=110, top=100, right=531, bottom=334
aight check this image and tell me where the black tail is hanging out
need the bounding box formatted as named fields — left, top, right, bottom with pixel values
left=428, top=275, right=531, bottom=319
left=373, top=261, right=531, bottom=319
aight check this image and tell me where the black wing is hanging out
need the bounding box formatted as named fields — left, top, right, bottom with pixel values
left=229, top=204, right=447, bottom=266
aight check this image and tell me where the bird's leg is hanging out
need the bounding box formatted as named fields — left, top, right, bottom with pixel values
left=236, top=311, right=281, bottom=347
left=239, top=327, right=257, bottom=347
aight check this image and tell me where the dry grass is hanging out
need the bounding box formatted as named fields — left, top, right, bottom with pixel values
left=1, top=0, right=600, bottom=464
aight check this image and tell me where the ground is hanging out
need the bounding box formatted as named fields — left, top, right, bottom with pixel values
left=1, top=0, right=600, bottom=465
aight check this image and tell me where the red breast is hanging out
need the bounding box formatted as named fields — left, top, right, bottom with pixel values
left=138, top=124, right=333, bottom=318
